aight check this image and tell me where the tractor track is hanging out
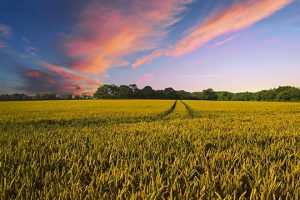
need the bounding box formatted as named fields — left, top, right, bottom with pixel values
left=180, top=100, right=197, bottom=117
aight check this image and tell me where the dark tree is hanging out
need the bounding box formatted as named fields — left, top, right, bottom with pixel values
left=202, top=89, right=217, bottom=100
left=141, top=86, right=155, bottom=99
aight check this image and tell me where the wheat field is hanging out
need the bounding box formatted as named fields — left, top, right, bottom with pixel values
left=1, top=100, right=300, bottom=199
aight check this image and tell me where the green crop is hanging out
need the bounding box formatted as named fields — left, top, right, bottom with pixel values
left=1, top=100, right=300, bottom=199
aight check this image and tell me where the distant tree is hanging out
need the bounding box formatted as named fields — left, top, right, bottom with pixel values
left=118, top=85, right=133, bottom=99
left=255, top=89, right=276, bottom=101
left=94, top=84, right=118, bottom=99
left=191, top=92, right=202, bottom=100
left=155, top=90, right=165, bottom=99
left=39, top=93, right=56, bottom=100
left=129, top=84, right=140, bottom=98
left=176, top=90, right=191, bottom=100
left=164, top=87, right=177, bottom=99
left=141, top=86, right=155, bottom=99
left=217, top=91, right=233, bottom=101
left=276, top=86, right=300, bottom=101
left=202, top=89, right=217, bottom=100
left=81, top=93, right=90, bottom=100
left=61, top=93, right=73, bottom=100
left=232, top=92, right=254, bottom=101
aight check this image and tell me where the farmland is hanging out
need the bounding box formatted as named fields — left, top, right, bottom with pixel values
left=1, top=100, right=300, bottom=199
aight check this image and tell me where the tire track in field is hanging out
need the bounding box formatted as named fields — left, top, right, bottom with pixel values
left=161, top=100, right=177, bottom=116
left=180, top=101, right=197, bottom=118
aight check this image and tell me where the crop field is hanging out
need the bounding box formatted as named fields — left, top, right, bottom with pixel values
left=1, top=100, right=300, bottom=199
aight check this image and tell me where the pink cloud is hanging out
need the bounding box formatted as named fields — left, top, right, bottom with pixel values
left=211, top=35, right=239, bottom=49
left=0, top=24, right=11, bottom=38
left=132, top=49, right=167, bottom=68
left=40, top=61, right=101, bottom=94
left=64, top=0, right=193, bottom=74
left=137, top=73, right=155, bottom=85
left=133, top=0, right=292, bottom=67
left=25, top=70, right=42, bottom=78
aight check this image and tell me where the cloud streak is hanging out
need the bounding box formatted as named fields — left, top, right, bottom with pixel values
left=133, top=0, right=292, bottom=67
left=211, top=35, right=239, bottom=49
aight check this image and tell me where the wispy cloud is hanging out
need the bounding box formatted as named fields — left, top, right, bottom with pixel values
left=21, top=37, right=38, bottom=56
left=136, top=73, right=155, bottom=85
left=63, top=0, right=193, bottom=74
left=133, top=0, right=292, bottom=67
left=0, top=24, right=11, bottom=38
left=211, top=35, right=239, bottom=49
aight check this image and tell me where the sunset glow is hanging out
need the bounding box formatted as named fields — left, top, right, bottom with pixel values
left=0, top=0, right=299, bottom=94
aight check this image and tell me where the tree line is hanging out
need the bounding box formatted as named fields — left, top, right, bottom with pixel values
left=1, top=85, right=300, bottom=101
left=93, top=85, right=300, bottom=101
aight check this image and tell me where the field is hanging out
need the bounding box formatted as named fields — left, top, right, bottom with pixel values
left=1, top=100, right=300, bottom=199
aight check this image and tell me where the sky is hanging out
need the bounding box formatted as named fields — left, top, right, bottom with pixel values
left=0, top=0, right=300, bottom=94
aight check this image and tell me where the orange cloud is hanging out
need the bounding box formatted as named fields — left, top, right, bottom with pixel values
left=64, top=0, right=193, bottom=74
left=40, top=61, right=101, bottom=94
left=133, top=0, right=292, bottom=67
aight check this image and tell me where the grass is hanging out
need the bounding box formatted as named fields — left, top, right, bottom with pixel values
left=1, top=100, right=300, bottom=199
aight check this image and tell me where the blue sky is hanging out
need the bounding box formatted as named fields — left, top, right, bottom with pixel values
left=0, top=0, right=299, bottom=94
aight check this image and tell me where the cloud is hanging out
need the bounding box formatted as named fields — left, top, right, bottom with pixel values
left=136, top=73, right=155, bottom=85
left=64, top=0, right=193, bottom=74
left=22, top=65, right=100, bottom=95
left=0, top=24, right=11, bottom=38
left=21, top=37, right=38, bottom=56
left=25, top=46, right=37, bottom=56
left=211, top=35, right=239, bottom=49
left=40, top=61, right=101, bottom=94
left=25, top=70, right=42, bottom=78
left=132, top=49, right=167, bottom=68
left=0, top=44, right=100, bottom=94
left=133, top=0, right=292, bottom=67
left=21, top=69, right=59, bottom=93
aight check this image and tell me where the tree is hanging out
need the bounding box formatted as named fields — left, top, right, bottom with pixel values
left=164, top=87, right=177, bottom=99
left=176, top=90, right=191, bottom=100
left=232, top=92, right=254, bottom=101
left=61, top=93, right=73, bottom=100
left=217, top=92, right=233, bottom=101
left=141, top=86, right=155, bottom=99
left=118, top=85, right=133, bottom=99
left=202, top=89, right=217, bottom=100
left=94, top=84, right=118, bottom=99
left=129, top=84, right=140, bottom=98
left=254, top=89, right=275, bottom=101
left=276, top=87, right=300, bottom=101
left=81, top=93, right=91, bottom=100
